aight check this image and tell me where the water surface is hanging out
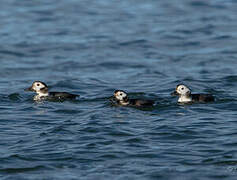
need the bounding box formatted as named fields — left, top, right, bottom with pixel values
left=0, top=0, right=237, bottom=179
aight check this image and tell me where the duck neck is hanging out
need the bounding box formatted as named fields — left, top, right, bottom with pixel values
left=178, top=94, right=192, bottom=103
left=119, top=97, right=130, bottom=105
left=119, top=100, right=130, bottom=105
left=37, top=89, right=49, bottom=97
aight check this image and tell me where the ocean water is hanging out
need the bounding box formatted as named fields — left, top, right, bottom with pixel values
left=0, top=0, right=237, bottom=179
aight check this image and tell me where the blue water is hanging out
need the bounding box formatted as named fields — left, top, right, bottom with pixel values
left=0, top=0, right=237, bottom=179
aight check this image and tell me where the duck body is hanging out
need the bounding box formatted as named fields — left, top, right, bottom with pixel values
left=33, top=92, right=78, bottom=101
left=112, top=90, right=154, bottom=107
left=190, top=94, right=214, bottom=102
left=49, top=92, right=78, bottom=100
left=25, top=81, right=79, bottom=101
left=172, top=84, right=214, bottom=103
left=128, top=99, right=155, bottom=107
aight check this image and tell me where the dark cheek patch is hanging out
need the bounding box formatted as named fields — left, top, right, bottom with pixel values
left=123, top=96, right=128, bottom=101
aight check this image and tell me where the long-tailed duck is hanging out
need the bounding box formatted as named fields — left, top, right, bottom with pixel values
left=112, top=90, right=154, bottom=107
left=171, top=84, right=214, bottom=103
left=25, top=81, right=79, bottom=101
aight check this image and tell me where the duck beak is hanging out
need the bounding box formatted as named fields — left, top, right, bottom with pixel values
left=171, top=91, right=178, bottom=96
left=24, top=86, right=34, bottom=92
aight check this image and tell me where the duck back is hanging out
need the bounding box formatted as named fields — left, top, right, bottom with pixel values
left=191, top=94, right=214, bottom=102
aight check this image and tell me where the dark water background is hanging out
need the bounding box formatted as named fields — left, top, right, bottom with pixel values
left=0, top=0, right=237, bottom=179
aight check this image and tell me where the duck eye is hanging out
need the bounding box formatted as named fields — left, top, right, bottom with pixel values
left=120, top=93, right=123, bottom=96
left=181, top=88, right=184, bottom=90
left=37, top=84, right=40, bottom=86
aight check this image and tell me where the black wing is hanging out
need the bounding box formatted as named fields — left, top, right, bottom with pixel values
left=49, top=92, right=79, bottom=100
left=192, top=94, right=214, bottom=102
left=130, top=99, right=155, bottom=107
